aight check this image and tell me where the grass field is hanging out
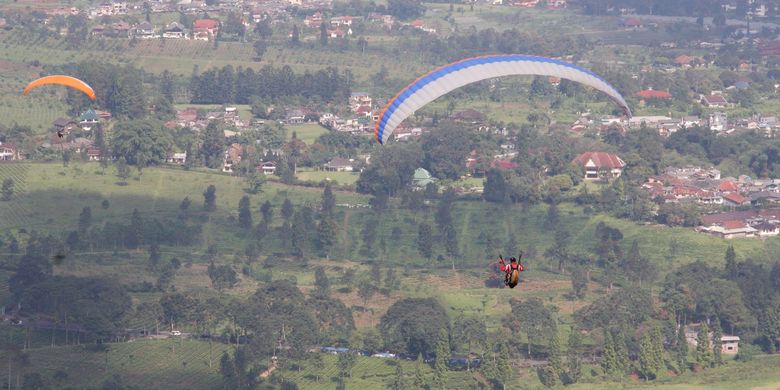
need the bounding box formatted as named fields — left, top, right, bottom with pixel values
left=0, top=339, right=231, bottom=390
left=285, top=123, right=330, bottom=144
left=296, top=168, right=359, bottom=185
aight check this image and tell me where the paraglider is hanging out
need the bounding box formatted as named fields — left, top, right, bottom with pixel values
left=374, top=55, right=632, bottom=144
left=498, top=254, right=524, bottom=289
left=23, top=75, right=96, bottom=101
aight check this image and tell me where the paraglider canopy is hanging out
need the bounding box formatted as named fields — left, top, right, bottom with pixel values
left=375, top=55, right=632, bottom=144
left=23, top=75, right=96, bottom=101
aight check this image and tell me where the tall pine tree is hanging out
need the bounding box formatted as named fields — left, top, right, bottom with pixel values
left=238, top=195, right=252, bottom=229
left=725, top=245, right=737, bottom=278
left=676, top=322, right=689, bottom=373
left=566, top=330, right=582, bottom=384
left=712, top=318, right=723, bottom=366
left=434, top=328, right=449, bottom=389
left=696, top=322, right=713, bottom=368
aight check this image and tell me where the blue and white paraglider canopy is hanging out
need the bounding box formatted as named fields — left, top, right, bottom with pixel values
left=375, top=55, right=632, bottom=144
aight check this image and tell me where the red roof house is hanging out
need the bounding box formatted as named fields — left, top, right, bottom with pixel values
left=193, top=19, right=219, bottom=35
left=724, top=192, right=749, bottom=206
left=636, top=89, right=672, bottom=99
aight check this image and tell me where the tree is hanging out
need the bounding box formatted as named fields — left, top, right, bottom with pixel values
left=414, top=353, right=427, bottom=390
left=696, top=322, right=713, bottom=368
left=207, top=262, right=238, bottom=291
left=252, top=39, right=266, bottom=59
left=337, top=352, right=356, bottom=379
left=148, top=243, right=161, bottom=270
left=200, top=121, right=224, bottom=169
left=290, top=24, right=300, bottom=45
left=316, top=214, right=338, bottom=256
left=238, top=195, right=252, bottom=229
left=321, top=184, right=336, bottom=215
left=380, top=298, right=449, bottom=356
left=246, top=172, right=266, bottom=194
left=417, top=222, right=433, bottom=259
left=434, top=328, right=449, bottom=389
left=115, top=157, right=130, bottom=184
left=482, top=333, right=511, bottom=390
left=127, top=208, right=143, bottom=249
left=725, top=245, right=737, bottom=278
left=1, top=178, right=13, bottom=201
left=203, top=185, right=217, bottom=211
left=566, top=330, right=582, bottom=384
left=544, top=333, right=562, bottom=387
left=319, top=22, right=328, bottom=46
left=571, top=267, right=587, bottom=299
left=389, top=363, right=406, bottom=390
left=511, top=298, right=557, bottom=357
left=638, top=326, right=663, bottom=380
left=179, top=196, right=191, bottom=219
left=78, top=206, right=92, bottom=233
left=260, top=200, right=273, bottom=224
left=676, top=322, right=688, bottom=373
left=281, top=198, right=294, bottom=221
left=388, top=0, right=425, bottom=20
left=111, top=120, right=173, bottom=165
left=314, top=266, right=330, bottom=295
left=712, top=319, right=723, bottom=366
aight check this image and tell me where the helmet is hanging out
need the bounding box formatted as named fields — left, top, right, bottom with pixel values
left=510, top=257, right=517, bottom=262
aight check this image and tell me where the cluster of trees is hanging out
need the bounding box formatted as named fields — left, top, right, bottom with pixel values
left=189, top=65, right=353, bottom=105
left=8, top=231, right=133, bottom=340
left=63, top=207, right=202, bottom=252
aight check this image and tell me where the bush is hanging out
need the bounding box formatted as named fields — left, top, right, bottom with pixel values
left=736, top=343, right=761, bottom=362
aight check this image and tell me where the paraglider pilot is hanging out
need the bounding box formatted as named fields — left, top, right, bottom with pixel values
left=498, top=253, right=524, bottom=288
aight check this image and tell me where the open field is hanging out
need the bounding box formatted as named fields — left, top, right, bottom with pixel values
left=0, top=339, right=231, bottom=390
left=285, top=123, right=330, bottom=144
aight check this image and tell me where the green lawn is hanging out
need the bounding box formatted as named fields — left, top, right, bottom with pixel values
left=296, top=168, right=359, bottom=185
left=0, top=339, right=230, bottom=390
left=285, top=123, right=330, bottom=145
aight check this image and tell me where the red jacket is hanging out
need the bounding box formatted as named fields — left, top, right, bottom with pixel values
left=500, top=262, right=523, bottom=272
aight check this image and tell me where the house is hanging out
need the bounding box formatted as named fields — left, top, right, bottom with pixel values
left=330, top=16, right=353, bottom=27
left=176, top=109, right=198, bottom=122
left=349, top=92, right=372, bottom=111
left=684, top=324, right=739, bottom=354
left=134, top=21, right=155, bottom=38
left=53, top=118, right=78, bottom=133
left=324, top=157, right=354, bottom=172
left=162, top=22, right=185, bottom=38
left=328, top=28, right=346, bottom=38
left=166, top=152, right=187, bottom=164
left=79, top=109, right=99, bottom=130
left=701, top=94, right=729, bottom=108
left=451, top=109, right=485, bottom=124
left=491, top=160, right=518, bottom=171
left=87, top=148, right=102, bottom=161
left=95, top=110, right=112, bottom=120
left=286, top=109, right=305, bottom=125
left=257, top=161, right=276, bottom=175
left=223, top=143, right=242, bottom=173
left=192, top=19, right=219, bottom=38
left=572, top=152, right=626, bottom=180
left=0, top=142, right=17, bottom=161
left=412, top=167, right=436, bottom=189
left=674, top=55, right=702, bottom=67
left=699, top=220, right=757, bottom=239
left=707, top=112, right=727, bottom=132
left=304, top=12, right=323, bottom=28
left=723, top=192, right=749, bottom=206
left=635, top=89, right=672, bottom=100
left=621, top=18, right=643, bottom=29
left=755, top=222, right=779, bottom=237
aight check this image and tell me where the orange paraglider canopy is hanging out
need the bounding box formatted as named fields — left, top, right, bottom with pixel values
left=23, top=75, right=96, bottom=101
